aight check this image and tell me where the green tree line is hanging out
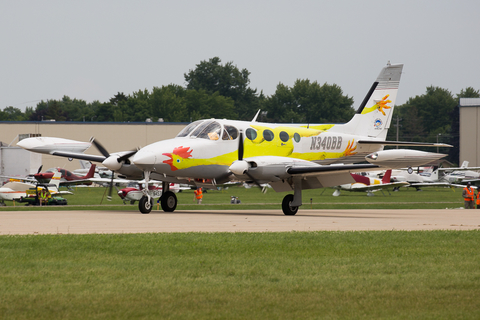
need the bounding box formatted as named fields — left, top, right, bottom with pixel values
left=1, top=57, right=479, bottom=164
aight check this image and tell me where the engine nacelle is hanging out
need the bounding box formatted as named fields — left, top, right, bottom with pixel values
left=229, top=156, right=319, bottom=182
left=365, top=149, right=446, bottom=168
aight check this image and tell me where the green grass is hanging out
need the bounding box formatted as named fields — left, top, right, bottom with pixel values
left=0, top=185, right=465, bottom=211
left=1, top=231, right=479, bottom=319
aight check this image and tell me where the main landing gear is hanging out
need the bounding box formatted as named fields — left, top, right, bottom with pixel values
left=160, top=191, right=177, bottom=212
left=282, top=194, right=299, bottom=215
left=281, top=177, right=303, bottom=216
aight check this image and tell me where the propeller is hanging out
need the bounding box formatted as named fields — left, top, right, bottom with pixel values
left=91, top=137, right=138, bottom=201
left=238, top=130, right=244, bottom=161
left=37, top=165, right=43, bottom=174
left=229, top=130, right=264, bottom=191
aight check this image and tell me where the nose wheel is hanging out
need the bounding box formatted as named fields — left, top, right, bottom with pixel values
left=139, top=196, right=153, bottom=214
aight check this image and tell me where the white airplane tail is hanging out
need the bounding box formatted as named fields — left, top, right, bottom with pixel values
left=49, top=170, right=62, bottom=189
left=335, top=62, right=403, bottom=140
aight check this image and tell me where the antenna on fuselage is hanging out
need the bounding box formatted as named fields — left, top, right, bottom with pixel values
left=251, top=109, right=261, bottom=122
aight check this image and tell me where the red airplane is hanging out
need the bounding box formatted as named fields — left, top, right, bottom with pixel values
left=34, top=164, right=96, bottom=186
left=333, top=169, right=409, bottom=196
left=118, top=182, right=188, bottom=204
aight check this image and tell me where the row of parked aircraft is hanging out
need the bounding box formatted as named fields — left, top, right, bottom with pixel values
left=0, top=170, right=71, bottom=202
left=12, top=62, right=456, bottom=214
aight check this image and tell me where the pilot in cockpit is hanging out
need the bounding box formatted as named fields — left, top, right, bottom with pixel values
left=208, top=131, right=219, bottom=140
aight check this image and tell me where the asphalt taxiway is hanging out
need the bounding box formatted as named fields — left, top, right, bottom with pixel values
left=0, top=209, right=479, bottom=235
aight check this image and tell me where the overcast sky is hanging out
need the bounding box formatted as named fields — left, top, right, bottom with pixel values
left=1, top=0, right=479, bottom=113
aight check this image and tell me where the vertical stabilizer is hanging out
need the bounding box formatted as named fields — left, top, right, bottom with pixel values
left=336, top=62, right=403, bottom=140
left=382, top=169, right=392, bottom=184
left=49, top=170, right=62, bottom=188
left=85, top=164, right=97, bottom=179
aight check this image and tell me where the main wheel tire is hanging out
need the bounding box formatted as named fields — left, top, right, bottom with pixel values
left=139, top=196, right=153, bottom=214
left=161, top=191, right=177, bottom=212
left=282, top=194, right=298, bottom=215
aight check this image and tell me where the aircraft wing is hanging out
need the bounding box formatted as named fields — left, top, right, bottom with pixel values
left=461, top=179, right=480, bottom=184
left=0, top=175, right=37, bottom=183
left=90, top=177, right=132, bottom=185
left=56, top=190, right=74, bottom=195
left=408, top=182, right=455, bottom=188
left=265, top=162, right=382, bottom=193
left=49, top=151, right=106, bottom=163
left=358, top=140, right=453, bottom=147
left=57, top=179, right=94, bottom=187
left=346, top=181, right=409, bottom=192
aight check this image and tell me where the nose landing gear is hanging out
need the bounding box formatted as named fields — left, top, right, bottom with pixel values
left=137, top=173, right=178, bottom=214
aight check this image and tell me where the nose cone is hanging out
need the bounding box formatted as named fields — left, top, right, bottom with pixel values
left=17, top=137, right=42, bottom=151
left=102, top=155, right=123, bottom=171
left=132, top=149, right=157, bottom=170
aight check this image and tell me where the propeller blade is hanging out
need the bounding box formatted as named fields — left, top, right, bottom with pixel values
left=37, top=165, right=43, bottom=174
left=117, top=149, right=138, bottom=163
left=238, top=131, right=244, bottom=161
left=91, top=138, right=110, bottom=158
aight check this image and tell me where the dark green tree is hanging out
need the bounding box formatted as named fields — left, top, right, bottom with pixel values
left=408, top=86, right=456, bottom=136
left=184, top=57, right=259, bottom=120
left=0, top=106, right=26, bottom=121
left=150, top=85, right=188, bottom=122
left=44, top=100, right=66, bottom=121
left=457, top=87, right=480, bottom=99
left=263, top=80, right=354, bottom=123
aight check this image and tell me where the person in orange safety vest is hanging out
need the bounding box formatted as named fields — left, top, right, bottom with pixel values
left=462, top=182, right=475, bottom=209
left=476, top=189, right=480, bottom=209
left=194, top=187, right=203, bottom=204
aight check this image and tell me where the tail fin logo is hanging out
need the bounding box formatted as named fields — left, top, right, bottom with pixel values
left=361, top=94, right=392, bottom=116
left=376, top=95, right=392, bottom=116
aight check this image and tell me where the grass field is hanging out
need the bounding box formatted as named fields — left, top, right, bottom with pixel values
left=1, top=186, right=476, bottom=318
left=0, top=184, right=466, bottom=211
left=1, top=231, right=479, bottom=319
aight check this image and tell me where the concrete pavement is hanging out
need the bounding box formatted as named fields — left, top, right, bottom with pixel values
left=1, top=209, right=479, bottom=235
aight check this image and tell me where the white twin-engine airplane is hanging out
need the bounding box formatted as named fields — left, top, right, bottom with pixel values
left=18, top=62, right=450, bottom=215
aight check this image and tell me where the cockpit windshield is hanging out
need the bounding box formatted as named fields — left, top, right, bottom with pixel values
left=191, top=121, right=222, bottom=140
left=176, top=120, right=238, bottom=141
left=176, top=120, right=203, bottom=137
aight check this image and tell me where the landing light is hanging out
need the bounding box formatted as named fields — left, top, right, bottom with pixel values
left=368, top=152, right=378, bottom=160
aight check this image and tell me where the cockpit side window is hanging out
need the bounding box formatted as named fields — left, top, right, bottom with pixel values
left=222, top=125, right=238, bottom=140
left=176, top=120, right=203, bottom=137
